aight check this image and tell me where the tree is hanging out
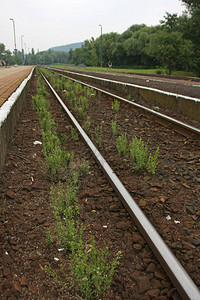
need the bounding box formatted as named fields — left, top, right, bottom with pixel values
left=124, top=26, right=157, bottom=67
left=145, top=29, right=194, bottom=74
left=160, top=13, right=179, bottom=31
left=181, top=0, right=200, bottom=10
left=0, top=43, right=5, bottom=56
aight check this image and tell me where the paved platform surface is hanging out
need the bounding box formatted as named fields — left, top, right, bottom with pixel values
left=0, top=66, right=33, bottom=107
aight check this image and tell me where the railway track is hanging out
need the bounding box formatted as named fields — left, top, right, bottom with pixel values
left=39, top=68, right=200, bottom=299
left=47, top=67, right=200, bottom=142
left=47, top=67, right=200, bottom=125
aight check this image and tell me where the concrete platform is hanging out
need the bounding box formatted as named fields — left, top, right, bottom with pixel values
left=0, top=66, right=33, bottom=107
left=0, top=66, right=34, bottom=172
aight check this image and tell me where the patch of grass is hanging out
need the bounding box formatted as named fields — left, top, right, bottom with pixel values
left=111, top=116, right=118, bottom=136
left=116, top=133, right=127, bottom=156
left=70, top=237, right=121, bottom=300
left=129, top=137, right=148, bottom=171
left=92, top=125, right=103, bottom=147
left=83, top=116, right=91, bottom=134
left=112, top=99, right=120, bottom=113
left=146, top=147, right=159, bottom=175
left=80, top=161, right=90, bottom=175
left=70, top=126, right=79, bottom=141
left=129, top=137, right=159, bottom=174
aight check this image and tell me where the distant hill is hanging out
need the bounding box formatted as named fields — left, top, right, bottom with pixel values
left=50, top=42, right=84, bottom=53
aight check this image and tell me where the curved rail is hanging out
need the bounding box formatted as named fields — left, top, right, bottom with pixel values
left=39, top=69, right=200, bottom=300
left=48, top=67, right=200, bottom=142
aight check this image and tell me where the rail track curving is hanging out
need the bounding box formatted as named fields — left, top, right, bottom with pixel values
left=39, top=68, right=200, bottom=299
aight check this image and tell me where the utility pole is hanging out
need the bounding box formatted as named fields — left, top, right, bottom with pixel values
left=10, top=18, right=17, bottom=54
left=99, top=24, right=102, bottom=67
left=21, top=35, right=24, bottom=64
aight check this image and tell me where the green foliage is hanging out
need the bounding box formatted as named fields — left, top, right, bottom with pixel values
left=80, top=95, right=89, bottom=111
left=145, top=29, right=194, bottom=74
left=57, top=133, right=68, bottom=144
left=111, top=116, right=118, bottom=136
left=129, top=137, right=148, bottom=171
left=50, top=177, right=81, bottom=251
left=80, top=161, right=90, bottom=175
left=129, top=137, right=159, bottom=173
left=46, top=228, right=54, bottom=245
left=112, top=99, right=120, bottom=113
left=92, top=125, right=103, bottom=147
left=146, top=147, right=159, bottom=174
left=83, top=116, right=91, bottom=134
left=77, top=106, right=84, bottom=119
left=70, top=237, right=121, bottom=300
left=32, top=74, right=74, bottom=181
left=70, top=126, right=79, bottom=141
left=51, top=174, right=79, bottom=214
left=116, top=133, right=127, bottom=156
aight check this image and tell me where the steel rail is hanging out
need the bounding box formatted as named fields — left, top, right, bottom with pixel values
left=47, top=67, right=200, bottom=141
left=39, top=69, right=200, bottom=300
left=48, top=67, right=200, bottom=102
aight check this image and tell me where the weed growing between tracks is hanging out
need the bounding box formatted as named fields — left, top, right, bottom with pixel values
left=33, top=74, right=74, bottom=180
left=112, top=99, right=120, bottom=113
left=111, top=116, right=118, bottom=136
left=40, top=68, right=160, bottom=177
left=34, top=69, right=121, bottom=299
left=116, top=133, right=159, bottom=174
left=129, top=137, right=159, bottom=174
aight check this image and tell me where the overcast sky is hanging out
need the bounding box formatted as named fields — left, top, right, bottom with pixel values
left=1, top=0, right=185, bottom=53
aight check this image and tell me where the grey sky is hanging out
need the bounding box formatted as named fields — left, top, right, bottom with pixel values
left=1, top=0, right=185, bottom=53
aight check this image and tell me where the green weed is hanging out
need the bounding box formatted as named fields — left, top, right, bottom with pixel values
left=70, top=237, right=121, bottom=300
left=111, top=116, right=118, bottom=136
left=70, top=126, right=79, bottom=141
left=112, top=99, right=120, bottom=113
left=92, top=125, right=103, bottom=147
left=129, top=137, right=148, bottom=171
left=146, top=147, right=159, bottom=174
left=116, top=133, right=127, bottom=156
left=80, top=161, right=90, bottom=175
left=83, top=116, right=91, bottom=134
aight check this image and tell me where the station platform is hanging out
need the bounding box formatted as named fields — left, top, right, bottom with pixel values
left=0, top=66, right=33, bottom=107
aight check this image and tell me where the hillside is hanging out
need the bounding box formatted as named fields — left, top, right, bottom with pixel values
left=50, top=42, right=83, bottom=52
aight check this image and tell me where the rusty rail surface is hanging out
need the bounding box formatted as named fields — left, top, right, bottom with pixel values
left=39, top=69, right=200, bottom=300
left=48, top=67, right=200, bottom=142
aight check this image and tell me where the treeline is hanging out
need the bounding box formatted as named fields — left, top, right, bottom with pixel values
left=0, top=0, right=199, bottom=75
left=0, top=44, right=69, bottom=66
left=69, top=0, right=200, bottom=75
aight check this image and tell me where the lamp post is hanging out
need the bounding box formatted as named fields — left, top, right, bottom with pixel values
left=21, top=35, right=24, bottom=52
left=99, top=24, right=102, bottom=67
left=24, top=43, right=27, bottom=65
left=10, top=18, right=17, bottom=54
left=21, top=35, right=24, bottom=64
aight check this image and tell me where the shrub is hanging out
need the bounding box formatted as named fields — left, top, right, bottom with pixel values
left=129, top=137, right=148, bottom=171
left=112, top=99, right=120, bottom=113
left=70, top=237, right=121, bottom=300
left=116, top=133, right=127, bottom=156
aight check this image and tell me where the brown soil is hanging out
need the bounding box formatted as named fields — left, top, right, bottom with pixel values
left=0, top=69, right=199, bottom=299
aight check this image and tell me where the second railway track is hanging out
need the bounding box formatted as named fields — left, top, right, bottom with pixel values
left=39, top=68, right=200, bottom=299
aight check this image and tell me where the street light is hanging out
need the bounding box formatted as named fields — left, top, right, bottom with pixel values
left=10, top=18, right=17, bottom=54
left=21, top=35, right=24, bottom=64
left=21, top=35, right=24, bottom=52
left=99, top=24, right=102, bottom=67
left=24, top=43, right=27, bottom=65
